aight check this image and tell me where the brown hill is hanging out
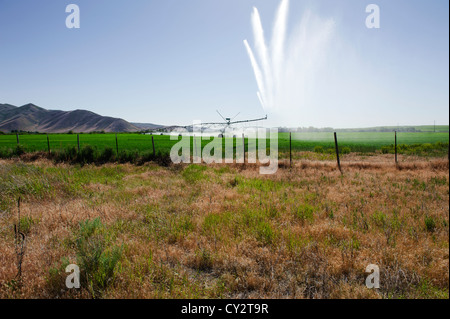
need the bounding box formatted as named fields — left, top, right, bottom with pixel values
left=0, top=103, right=141, bottom=133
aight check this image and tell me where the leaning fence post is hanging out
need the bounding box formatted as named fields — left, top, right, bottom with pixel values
left=16, top=133, right=19, bottom=145
left=334, top=132, right=342, bottom=173
left=77, top=134, right=80, bottom=153
left=47, top=134, right=51, bottom=155
left=152, top=135, right=156, bottom=157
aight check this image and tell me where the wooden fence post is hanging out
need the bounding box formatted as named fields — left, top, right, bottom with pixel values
left=395, top=131, right=398, bottom=164
left=193, top=134, right=197, bottom=160
left=334, top=132, right=342, bottom=173
left=289, top=132, right=292, bottom=168
left=152, top=135, right=156, bottom=157
left=77, top=134, right=80, bottom=153
left=47, top=134, right=51, bottom=155
left=16, top=133, right=19, bottom=145
left=115, top=134, right=119, bottom=156
left=242, top=133, right=246, bottom=164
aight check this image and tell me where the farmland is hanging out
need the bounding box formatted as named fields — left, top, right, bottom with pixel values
left=0, top=129, right=448, bottom=300
left=0, top=131, right=448, bottom=159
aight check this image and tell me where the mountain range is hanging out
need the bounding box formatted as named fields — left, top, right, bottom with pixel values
left=2, top=103, right=446, bottom=134
left=0, top=103, right=162, bottom=133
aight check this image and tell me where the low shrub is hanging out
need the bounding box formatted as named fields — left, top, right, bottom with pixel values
left=118, top=150, right=139, bottom=164
left=256, top=221, right=276, bottom=246
left=424, top=216, right=436, bottom=233
left=75, top=218, right=123, bottom=298
left=294, top=204, right=315, bottom=223
left=341, top=146, right=351, bottom=154
left=77, top=145, right=96, bottom=164
left=314, top=146, right=324, bottom=153
left=13, top=145, right=26, bottom=157
left=98, top=147, right=115, bottom=164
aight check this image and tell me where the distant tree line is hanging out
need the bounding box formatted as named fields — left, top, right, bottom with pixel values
left=8, top=130, right=42, bottom=134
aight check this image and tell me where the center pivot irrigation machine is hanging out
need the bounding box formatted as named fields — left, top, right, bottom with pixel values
left=190, top=110, right=268, bottom=137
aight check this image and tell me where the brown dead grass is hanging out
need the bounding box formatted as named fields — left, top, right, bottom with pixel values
left=0, top=155, right=448, bottom=299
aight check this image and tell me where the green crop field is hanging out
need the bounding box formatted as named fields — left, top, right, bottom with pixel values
left=282, top=132, right=449, bottom=153
left=0, top=133, right=175, bottom=153
left=0, top=131, right=448, bottom=151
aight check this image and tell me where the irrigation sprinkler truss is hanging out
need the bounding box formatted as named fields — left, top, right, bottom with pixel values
left=186, top=110, right=268, bottom=137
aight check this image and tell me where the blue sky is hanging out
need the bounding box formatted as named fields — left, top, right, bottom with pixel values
left=0, top=0, right=448, bottom=128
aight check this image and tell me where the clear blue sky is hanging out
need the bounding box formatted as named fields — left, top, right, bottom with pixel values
left=0, top=0, right=448, bottom=128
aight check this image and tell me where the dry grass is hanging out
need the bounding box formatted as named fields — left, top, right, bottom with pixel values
left=0, top=154, right=448, bottom=299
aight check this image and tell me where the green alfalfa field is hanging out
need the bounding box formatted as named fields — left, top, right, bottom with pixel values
left=0, top=130, right=448, bottom=160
